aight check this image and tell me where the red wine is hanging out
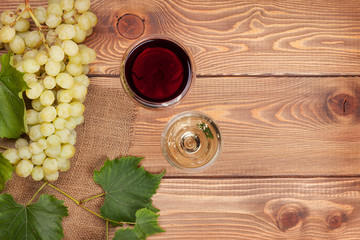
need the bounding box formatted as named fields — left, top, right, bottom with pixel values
left=124, top=38, right=192, bottom=104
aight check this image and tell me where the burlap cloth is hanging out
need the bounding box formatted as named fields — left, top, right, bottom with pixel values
left=1, top=84, right=137, bottom=240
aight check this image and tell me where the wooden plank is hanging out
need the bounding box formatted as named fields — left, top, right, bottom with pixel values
left=109, top=177, right=360, bottom=239
left=90, top=76, right=360, bottom=176
left=83, top=0, right=360, bottom=76
left=0, top=0, right=359, bottom=76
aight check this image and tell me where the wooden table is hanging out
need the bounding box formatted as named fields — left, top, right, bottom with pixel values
left=3, top=0, right=360, bottom=239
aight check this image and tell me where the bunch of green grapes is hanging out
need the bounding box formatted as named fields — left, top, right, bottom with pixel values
left=1, top=0, right=97, bottom=181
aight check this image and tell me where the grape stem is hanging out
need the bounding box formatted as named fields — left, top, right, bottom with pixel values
left=0, top=145, right=8, bottom=150
left=106, top=220, right=109, bottom=240
left=47, top=183, right=80, bottom=205
left=24, top=0, right=50, bottom=51
left=26, top=182, right=48, bottom=205
left=46, top=183, right=128, bottom=225
left=80, top=192, right=106, bottom=204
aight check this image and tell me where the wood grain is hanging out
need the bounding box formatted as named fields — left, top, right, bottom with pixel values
left=85, top=0, right=360, bottom=76
left=1, top=0, right=360, bottom=76
left=89, top=76, right=360, bottom=176
left=108, top=178, right=360, bottom=239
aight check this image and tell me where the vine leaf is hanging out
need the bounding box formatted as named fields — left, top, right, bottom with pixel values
left=93, top=156, right=164, bottom=223
left=0, top=51, right=28, bottom=139
left=0, top=194, right=68, bottom=240
left=113, top=228, right=139, bottom=240
left=113, top=208, right=165, bottom=240
left=0, top=153, right=13, bottom=192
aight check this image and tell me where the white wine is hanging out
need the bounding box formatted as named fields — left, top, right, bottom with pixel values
left=161, top=111, right=222, bottom=171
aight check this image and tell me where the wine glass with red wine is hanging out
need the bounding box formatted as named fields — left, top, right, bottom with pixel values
left=120, top=36, right=195, bottom=108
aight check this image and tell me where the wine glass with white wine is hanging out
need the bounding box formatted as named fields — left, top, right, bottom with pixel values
left=161, top=111, right=222, bottom=172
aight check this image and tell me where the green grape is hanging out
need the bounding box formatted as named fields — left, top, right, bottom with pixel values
left=0, top=11, right=16, bottom=25
left=56, top=72, right=74, bottom=89
left=56, top=103, right=72, bottom=118
left=12, top=54, right=23, bottom=66
left=46, top=14, right=62, bottom=28
left=70, top=101, right=85, bottom=117
left=23, top=59, right=40, bottom=74
left=49, top=45, right=65, bottom=61
left=53, top=117, right=66, bottom=130
left=26, top=81, right=43, bottom=99
left=18, top=146, right=32, bottom=160
left=32, top=98, right=45, bottom=112
left=32, top=152, right=46, bottom=165
left=9, top=35, right=26, bottom=54
left=75, top=0, right=90, bottom=13
left=69, top=53, right=82, bottom=64
left=60, top=0, right=74, bottom=12
left=29, top=142, right=43, bottom=155
left=24, top=31, right=42, bottom=48
left=34, top=6, right=47, bottom=24
left=40, top=106, right=57, bottom=122
left=14, top=18, right=30, bottom=32
left=77, top=14, right=91, bottom=31
left=57, top=89, right=73, bottom=103
left=40, top=122, right=56, bottom=137
left=23, top=49, right=38, bottom=60
left=45, top=59, right=61, bottom=76
left=47, top=134, right=61, bottom=146
left=43, top=158, right=59, bottom=174
left=57, top=157, right=70, bottom=172
left=72, top=24, right=86, bottom=43
left=15, top=138, right=29, bottom=149
left=63, top=9, right=76, bottom=24
left=26, top=109, right=40, bottom=125
left=61, top=39, right=79, bottom=56
left=55, top=128, right=71, bottom=143
left=45, top=145, right=61, bottom=158
left=40, top=90, right=55, bottom=106
left=31, top=166, right=45, bottom=181
left=57, top=24, right=76, bottom=40
left=35, top=50, right=49, bottom=66
left=80, top=47, right=96, bottom=64
left=70, top=83, right=87, bottom=101
left=0, top=25, right=16, bottom=43
left=3, top=148, right=20, bottom=164
left=47, top=3, right=63, bottom=17
left=16, top=160, right=34, bottom=177
left=83, top=11, right=97, bottom=27
left=74, top=74, right=89, bottom=87
left=43, top=75, right=57, bottom=89
left=59, top=143, right=75, bottom=158
left=44, top=170, right=59, bottom=181
left=23, top=73, right=37, bottom=85
left=66, top=62, right=83, bottom=76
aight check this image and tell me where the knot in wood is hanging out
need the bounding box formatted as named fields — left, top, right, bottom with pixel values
left=276, top=204, right=304, bottom=231
left=327, top=211, right=344, bottom=229
left=328, top=93, right=356, bottom=116
left=117, top=14, right=144, bottom=39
